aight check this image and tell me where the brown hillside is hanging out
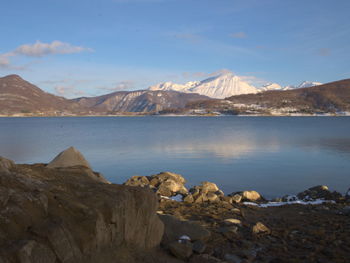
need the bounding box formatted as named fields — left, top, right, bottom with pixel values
left=0, top=75, right=82, bottom=114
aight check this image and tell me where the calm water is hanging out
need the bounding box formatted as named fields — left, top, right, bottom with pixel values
left=1, top=116, right=350, bottom=198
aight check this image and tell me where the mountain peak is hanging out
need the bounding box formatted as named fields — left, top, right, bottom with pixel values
left=149, top=71, right=257, bottom=99
left=2, top=74, right=24, bottom=81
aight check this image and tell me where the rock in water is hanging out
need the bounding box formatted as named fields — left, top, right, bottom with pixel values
left=47, top=147, right=91, bottom=169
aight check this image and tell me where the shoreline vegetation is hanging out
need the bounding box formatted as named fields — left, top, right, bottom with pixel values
left=0, top=147, right=349, bottom=262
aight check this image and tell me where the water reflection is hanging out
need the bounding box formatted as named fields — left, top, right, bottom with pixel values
left=0, top=117, right=350, bottom=197
left=152, top=136, right=280, bottom=160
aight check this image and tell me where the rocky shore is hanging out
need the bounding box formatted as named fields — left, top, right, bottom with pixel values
left=1, top=147, right=349, bottom=263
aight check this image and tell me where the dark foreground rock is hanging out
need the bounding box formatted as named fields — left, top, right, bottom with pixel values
left=0, top=155, right=166, bottom=263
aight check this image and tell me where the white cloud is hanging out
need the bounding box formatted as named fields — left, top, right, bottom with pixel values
left=13, top=41, right=92, bottom=57
left=0, top=41, right=92, bottom=69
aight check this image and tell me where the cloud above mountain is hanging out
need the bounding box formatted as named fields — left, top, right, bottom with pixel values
left=0, top=41, right=92, bottom=69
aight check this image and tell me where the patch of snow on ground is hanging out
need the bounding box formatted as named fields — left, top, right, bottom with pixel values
left=243, top=199, right=335, bottom=208
left=178, top=235, right=191, bottom=243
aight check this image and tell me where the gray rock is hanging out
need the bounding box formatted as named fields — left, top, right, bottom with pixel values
left=169, top=241, right=193, bottom=260
left=159, top=214, right=211, bottom=246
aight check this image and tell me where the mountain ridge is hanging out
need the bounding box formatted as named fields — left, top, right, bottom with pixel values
left=149, top=71, right=322, bottom=98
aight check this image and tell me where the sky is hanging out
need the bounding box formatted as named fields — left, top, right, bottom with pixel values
left=0, top=0, right=349, bottom=98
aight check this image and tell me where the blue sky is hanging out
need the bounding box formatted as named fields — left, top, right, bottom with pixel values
left=0, top=0, right=349, bottom=98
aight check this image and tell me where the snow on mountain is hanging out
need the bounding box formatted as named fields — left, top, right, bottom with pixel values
left=297, top=81, right=322, bottom=89
left=148, top=81, right=200, bottom=93
left=259, top=83, right=283, bottom=91
left=149, top=72, right=258, bottom=99
left=149, top=71, right=322, bottom=99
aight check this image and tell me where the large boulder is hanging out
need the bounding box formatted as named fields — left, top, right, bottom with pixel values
left=297, top=185, right=342, bottom=201
left=0, top=160, right=164, bottom=263
left=47, top=147, right=91, bottom=169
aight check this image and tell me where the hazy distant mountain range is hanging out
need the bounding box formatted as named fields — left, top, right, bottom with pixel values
left=0, top=75, right=208, bottom=115
left=149, top=71, right=323, bottom=99
left=0, top=74, right=349, bottom=116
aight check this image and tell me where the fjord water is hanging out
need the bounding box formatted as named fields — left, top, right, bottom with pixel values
left=1, top=116, right=350, bottom=198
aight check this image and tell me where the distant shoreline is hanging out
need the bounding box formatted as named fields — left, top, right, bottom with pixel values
left=0, top=113, right=350, bottom=118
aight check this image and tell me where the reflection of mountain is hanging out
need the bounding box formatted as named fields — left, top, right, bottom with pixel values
left=152, top=137, right=280, bottom=159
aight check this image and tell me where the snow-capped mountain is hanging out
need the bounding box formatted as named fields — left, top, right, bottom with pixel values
left=297, top=81, right=322, bottom=89
left=149, top=81, right=199, bottom=93
left=149, top=71, right=322, bottom=99
left=149, top=72, right=258, bottom=99
left=260, top=83, right=283, bottom=91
